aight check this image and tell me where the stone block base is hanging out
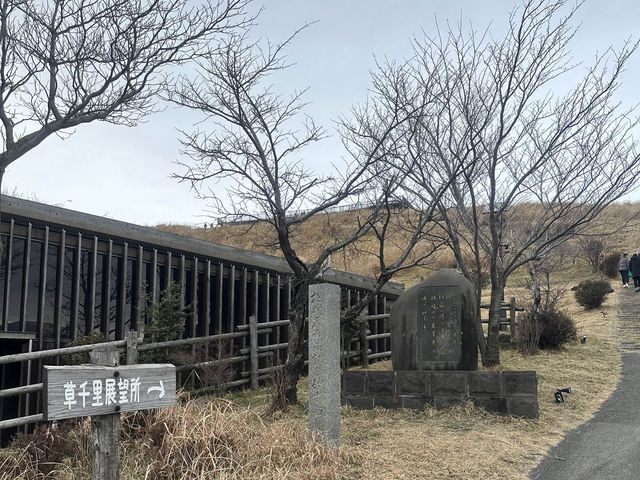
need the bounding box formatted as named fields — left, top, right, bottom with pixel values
left=342, top=370, right=538, bottom=418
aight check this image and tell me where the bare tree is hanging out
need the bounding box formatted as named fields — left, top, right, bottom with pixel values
left=387, top=0, right=640, bottom=365
left=168, top=28, right=442, bottom=410
left=336, top=62, right=462, bottom=356
left=0, top=0, right=250, bottom=197
left=578, top=235, right=608, bottom=274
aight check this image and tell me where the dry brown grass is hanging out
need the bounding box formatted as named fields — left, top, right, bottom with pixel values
left=157, top=209, right=445, bottom=286
left=0, top=395, right=357, bottom=480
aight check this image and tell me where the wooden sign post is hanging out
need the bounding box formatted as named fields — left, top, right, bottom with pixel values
left=43, top=345, right=176, bottom=479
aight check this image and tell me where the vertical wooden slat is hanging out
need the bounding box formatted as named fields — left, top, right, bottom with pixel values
left=17, top=339, right=29, bottom=430
left=203, top=259, right=211, bottom=338
left=87, top=236, right=98, bottom=335
left=216, top=262, right=223, bottom=334
left=165, top=250, right=172, bottom=288
left=54, top=229, right=66, bottom=349
left=346, top=288, right=352, bottom=364
left=70, top=232, right=82, bottom=340
left=2, top=219, right=14, bottom=331
left=191, top=258, right=198, bottom=365
left=509, top=296, right=517, bottom=341
left=117, top=242, right=128, bottom=340
left=102, top=239, right=113, bottom=338
left=275, top=274, right=281, bottom=365
left=263, top=272, right=270, bottom=359
left=240, top=268, right=247, bottom=326
left=37, top=227, right=50, bottom=349
left=240, top=267, right=247, bottom=352
left=286, top=277, right=292, bottom=318
left=253, top=270, right=259, bottom=322
left=253, top=270, right=260, bottom=358
left=373, top=294, right=379, bottom=356
left=150, top=248, right=158, bottom=305
left=19, top=223, right=32, bottom=332
left=264, top=272, right=270, bottom=324
left=179, top=254, right=185, bottom=311
left=23, top=338, right=33, bottom=432
left=134, top=245, right=143, bottom=332
left=203, top=259, right=211, bottom=360
left=249, top=315, right=258, bottom=390
left=383, top=296, right=389, bottom=352
left=228, top=264, right=235, bottom=331
left=191, top=257, right=198, bottom=340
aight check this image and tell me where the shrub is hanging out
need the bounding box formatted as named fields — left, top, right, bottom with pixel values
left=573, top=279, right=614, bottom=310
left=62, top=332, right=106, bottom=365
left=140, top=281, right=189, bottom=364
left=517, top=309, right=542, bottom=355
left=599, top=253, right=620, bottom=278
left=518, top=305, right=578, bottom=353
left=537, top=306, right=578, bottom=349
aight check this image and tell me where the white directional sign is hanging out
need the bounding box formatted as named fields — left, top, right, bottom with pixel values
left=43, top=364, right=176, bottom=421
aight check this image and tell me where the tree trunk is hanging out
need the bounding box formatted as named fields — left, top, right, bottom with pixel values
left=0, top=168, right=4, bottom=259
left=447, top=236, right=487, bottom=361
left=484, top=279, right=504, bottom=366
left=528, top=261, right=542, bottom=315
left=267, top=279, right=309, bottom=414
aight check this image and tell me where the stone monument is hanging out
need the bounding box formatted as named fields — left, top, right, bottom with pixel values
left=341, top=268, right=539, bottom=418
left=391, top=268, right=477, bottom=371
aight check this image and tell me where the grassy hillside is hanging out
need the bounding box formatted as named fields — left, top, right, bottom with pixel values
left=157, top=201, right=640, bottom=289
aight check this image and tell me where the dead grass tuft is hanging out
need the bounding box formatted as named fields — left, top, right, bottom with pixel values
left=1, top=394, right=354, bottom=480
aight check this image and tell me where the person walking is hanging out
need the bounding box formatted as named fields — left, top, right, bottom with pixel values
left=630, top=253, right=640, bottom=291
left=618, top=253, right=631, bottom=288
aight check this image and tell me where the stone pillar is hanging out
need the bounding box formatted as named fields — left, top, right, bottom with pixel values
left=308, top=283, right=341, bottom=447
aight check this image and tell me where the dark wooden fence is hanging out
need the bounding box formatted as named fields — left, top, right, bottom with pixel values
left=0, top=195, right=401, bottom=443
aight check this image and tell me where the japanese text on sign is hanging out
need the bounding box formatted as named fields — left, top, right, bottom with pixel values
left=62, top=377, right=143, bottom=410
left=43, top=364, right=176, bottom=421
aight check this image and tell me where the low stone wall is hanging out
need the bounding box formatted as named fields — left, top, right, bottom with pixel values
left=342, top=370, right=538, bottom=418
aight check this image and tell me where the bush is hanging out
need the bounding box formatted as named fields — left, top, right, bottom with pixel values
left=573, top=279, right=614, bottom=310
left=140, top=281, right=189, bottom=364
left=62, top=332, right=106, bottom=365
left=537, top=306, right=578, bottom=349
left=599, top=253, right=620, bottom=278
left=518, top=305, right=578, bottom=353
left=517, top=310, right=542, bottom=355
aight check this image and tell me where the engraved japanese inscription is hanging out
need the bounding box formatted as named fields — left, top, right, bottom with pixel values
left=417, top=286, right=461, bottom=363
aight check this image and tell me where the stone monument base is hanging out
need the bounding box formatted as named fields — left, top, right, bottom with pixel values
left=342, top=370, right=538, bottom=418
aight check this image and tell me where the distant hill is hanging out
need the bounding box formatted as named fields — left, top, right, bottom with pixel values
left=156, top=201, right=640, bottom=288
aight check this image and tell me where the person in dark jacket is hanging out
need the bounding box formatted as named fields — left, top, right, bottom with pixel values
left=629, top=253, right=640, bottom=290
left=618, top=253, right=631, bottom=287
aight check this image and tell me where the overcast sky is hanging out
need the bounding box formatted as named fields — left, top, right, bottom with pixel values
left=5, top=0, right=640, bottom=226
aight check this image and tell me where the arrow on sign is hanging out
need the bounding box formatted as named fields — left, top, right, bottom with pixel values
left=147, top=381, right=166, bottom=398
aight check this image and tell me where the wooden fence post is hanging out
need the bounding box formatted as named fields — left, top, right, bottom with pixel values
left=89, top=345, right=120, bottom=480
left=249, top=315, right=258, bottom=390
left=509, top=297, right=517, bottom=340
left=360, top=321, right=369, bottom=368
left=126, top=330, right=138, bottom=365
